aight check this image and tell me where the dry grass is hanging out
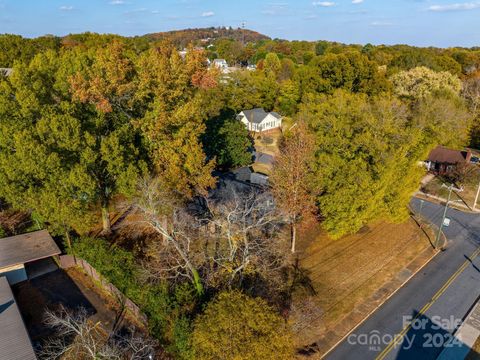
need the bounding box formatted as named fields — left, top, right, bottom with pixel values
left=421, top=170, right=480, bottom=210
left=292, top=218, right=433, bottom=346
left=253, top=128, right=283, bottom=156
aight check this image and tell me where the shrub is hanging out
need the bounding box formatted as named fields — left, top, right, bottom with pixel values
left=192, top=290, right=294, bottom=360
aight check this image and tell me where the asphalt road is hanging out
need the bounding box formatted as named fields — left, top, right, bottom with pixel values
left=326, top=198, right=480, bottom=360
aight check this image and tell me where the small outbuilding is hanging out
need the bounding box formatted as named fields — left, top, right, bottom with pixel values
left=0, top=230, right=61, bottom=285
left=426, top=146, right=472, bottom=175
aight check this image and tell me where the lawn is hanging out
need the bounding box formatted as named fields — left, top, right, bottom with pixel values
left=253, top=128, right=282, bottom=156
left=291, top=217, right=435, bottom=348
left=421, top=170, right=480, bottom=210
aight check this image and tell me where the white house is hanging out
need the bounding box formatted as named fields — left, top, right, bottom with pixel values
left=237, top=108, right=282, bottom=132
left=212, top=59, right=228, bottom=69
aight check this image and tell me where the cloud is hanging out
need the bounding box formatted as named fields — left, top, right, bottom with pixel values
left=59, top=5, right=74, bottom=11
left=428, top=2, right=480, bottom=11
left=352, top=0, right=364, bottom=3
left=312, top=1, right=335, bottom=6
left=201, top=11, right=215, bottom=17
left=109, top=0, right=125, bottom=5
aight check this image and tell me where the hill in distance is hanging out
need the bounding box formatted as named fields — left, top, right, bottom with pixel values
left=143, top=27, right=270, bottom=48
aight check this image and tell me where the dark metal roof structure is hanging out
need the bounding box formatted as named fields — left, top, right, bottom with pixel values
left=0, top=276, right=37, bottom=360
left=0, top=230, right=61, bottom=270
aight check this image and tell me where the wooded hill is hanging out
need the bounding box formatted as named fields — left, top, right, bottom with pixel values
left=142, top=27, right=270, bottom=47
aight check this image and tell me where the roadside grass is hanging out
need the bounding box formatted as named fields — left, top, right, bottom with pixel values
left=292, top=217, right=435, bottom=347
left=421, top=172, right=480, bottom=210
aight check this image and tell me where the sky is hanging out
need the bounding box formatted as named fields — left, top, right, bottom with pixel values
left=0, top=0, right=479, bottom=47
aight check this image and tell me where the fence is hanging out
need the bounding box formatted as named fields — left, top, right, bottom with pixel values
left=59, top=255, right=148, bottom=326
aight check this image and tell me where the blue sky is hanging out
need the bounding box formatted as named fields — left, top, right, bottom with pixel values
left=0, top=0, right=479, bottom=47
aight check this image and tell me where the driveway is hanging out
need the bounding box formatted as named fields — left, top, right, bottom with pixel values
left=326, top=198, right=480, bottom=360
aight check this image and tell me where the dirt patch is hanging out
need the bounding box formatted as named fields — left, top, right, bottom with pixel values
left=291, top=217, right=434, bottom=348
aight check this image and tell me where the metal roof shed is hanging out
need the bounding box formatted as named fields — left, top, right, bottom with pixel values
left=0, top=276, right=37, bottom=360
left=0, top=230, right=61, bottom=284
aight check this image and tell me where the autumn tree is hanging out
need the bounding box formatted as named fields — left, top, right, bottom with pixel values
left=270, top=123, right=316, bottom=253
left=191, top=291, right=294, bottom=360
left=136, top=44, right=218, bottom=199
left=391, top=66, right=462, bottom=100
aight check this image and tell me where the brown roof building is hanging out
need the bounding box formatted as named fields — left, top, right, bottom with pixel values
left=426, top=146, right=472, bottom=174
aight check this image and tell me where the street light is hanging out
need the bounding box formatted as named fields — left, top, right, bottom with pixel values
left=435, top=183, right=463, bottom=249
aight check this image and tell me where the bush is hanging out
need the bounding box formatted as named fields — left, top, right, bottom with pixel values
left=71, top=237, right=175, bottom=342
left=192, top=290, right=294, bottom=360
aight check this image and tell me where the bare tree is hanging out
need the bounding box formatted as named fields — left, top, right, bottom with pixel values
left=133, top=177, right=290, bottom=294
left=270, top=122, right=317, bottom=253
left=134, top=177, right=205, bottom=295
left=203, top=189, right=289, bottom=287
left=39, top=306, right=157, bottom=360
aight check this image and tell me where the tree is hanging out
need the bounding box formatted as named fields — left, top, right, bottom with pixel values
left=191, top=291, right=294, bottom=360
left=40, top=306, right=157, bottom=359
left=134, top=178, right=205, bottom=296
left=391, top=66, right=462, bottom=100
left=136, top=44, right=217, bottom=199
left=298, top=52, right=389, bottom=96
left=270, top=123, right=316, bottom=253
left=203, top=115, right=253, bottom=169
left=301, top=91, right=430, bottom=238
left=413, top=90, right=472, bottom=149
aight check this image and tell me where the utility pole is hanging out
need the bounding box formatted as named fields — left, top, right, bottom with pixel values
left=473, top=179, right=480, bottom=211
left=241, top=21, right=246, bottom=46
left=435, top=183, right=462, bottom=249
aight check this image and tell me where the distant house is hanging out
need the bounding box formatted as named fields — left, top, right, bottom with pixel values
left=426, top=146, right=472, bottom=175
left=212, top=59, right=228, bottom=69
left=237, top=108, right=282, bottom=133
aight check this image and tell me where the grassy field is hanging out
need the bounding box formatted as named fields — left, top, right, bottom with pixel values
left=292, top=217, right=434, bottom=347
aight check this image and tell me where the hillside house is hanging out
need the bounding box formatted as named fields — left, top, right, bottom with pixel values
left=237, top=108, right=282, bottom=133
left=212, top=59, right=228, bottom=69
left=425, top=146, right=472, bottom=175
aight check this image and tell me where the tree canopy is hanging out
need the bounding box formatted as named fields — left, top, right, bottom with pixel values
left=192, top=291, right=294, bottom=360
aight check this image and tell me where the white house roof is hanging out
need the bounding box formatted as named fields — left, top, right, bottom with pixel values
left=0, top=276, right=37, bottom=360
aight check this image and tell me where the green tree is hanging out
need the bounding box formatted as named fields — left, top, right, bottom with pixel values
left=298, top=52, right=389, bottom=96
left=204, top=115, right=253, bottom=169
left=192, top=291, right=294, bottom=360
left=0, top=44, right=147, bottom=236
left=301, top=91, right=430, bottom=238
